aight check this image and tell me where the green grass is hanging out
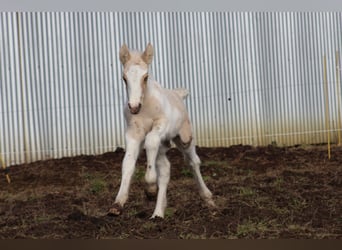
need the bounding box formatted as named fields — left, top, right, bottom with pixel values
left=34, top=214, right=51, bottom=224
left=202, top=175, right=211, bottom=181
left=81, top=171, right=108, bottom=194
left=271, top=205, right=291, bottom=216
left=82, top=172, right=92, bottom=180
left=179, top=233, right=207, bottom=239
left=164, top=207, right=176, bottom=219
left=134, top=166, right=145, bottom=180
left=272, top=177, right=284, bottom=191
left=202, top=160, right=227, bottom=167
left=236, top=187, right=256, bottom=197
left=287, top=224, right=306, bottom=231
left=289, top=197, right=308, bottom=211
left=236, top=220, right=268, bottom=238
left=181, top=168, right=193, bottom=178
left=89, top=178, right=106, bottom=194
left=142, top=221, right=156, bottom=230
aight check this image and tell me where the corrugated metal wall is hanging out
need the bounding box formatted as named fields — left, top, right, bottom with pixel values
left=1, top=12, right=342, bottom=166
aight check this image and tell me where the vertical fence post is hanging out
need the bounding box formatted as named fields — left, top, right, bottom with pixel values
left=336, top=51, right=341, bottom=146
left=323, top=55, right=331, bottom=159
left=0, top=154, right=11, bottom=183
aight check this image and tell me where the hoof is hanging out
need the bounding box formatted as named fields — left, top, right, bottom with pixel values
left=150, top=215, right=164, bottom=221
left=205, top=198, right=217, bottom=208
left=144, top=189, right=157, bottom=201
left=107, top=203, right=123, bottom=216
left=144, top=188, right=157, bottom=201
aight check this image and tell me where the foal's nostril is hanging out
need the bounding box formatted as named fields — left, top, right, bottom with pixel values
left=128, top=103, right=142, bottom=114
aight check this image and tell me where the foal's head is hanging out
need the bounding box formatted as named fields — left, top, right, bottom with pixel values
left=119, top=43, right=154, bottom=115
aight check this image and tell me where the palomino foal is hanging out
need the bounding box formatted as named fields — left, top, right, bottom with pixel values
left=109, top=43, right=215, bottom=219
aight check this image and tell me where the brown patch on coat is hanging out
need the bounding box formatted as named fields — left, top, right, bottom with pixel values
left=178, top=118, right=193, bottom=147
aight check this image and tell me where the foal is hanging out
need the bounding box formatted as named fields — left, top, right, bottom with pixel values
left=109, top=43, right=215, bottom=219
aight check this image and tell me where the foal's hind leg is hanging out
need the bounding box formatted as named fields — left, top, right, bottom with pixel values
left=151, top=144, right=171, bottom=218
left=175, top=139, right=215, bottom=207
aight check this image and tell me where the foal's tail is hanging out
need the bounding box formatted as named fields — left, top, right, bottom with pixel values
left=173, top=88, right=189, bottom=100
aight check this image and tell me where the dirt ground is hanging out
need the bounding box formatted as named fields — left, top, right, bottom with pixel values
left=0, top=144, right=341, bottom=239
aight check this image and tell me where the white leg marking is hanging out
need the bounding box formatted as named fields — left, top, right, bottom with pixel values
left=151, top=151, right=171, bottom=218
left=144, top=132, right=161, bottom=187
left=144, top=121, right=166, bottom=190
left=114, top=134, right=142, bottom=207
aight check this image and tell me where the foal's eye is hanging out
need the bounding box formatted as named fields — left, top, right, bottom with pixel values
left=143, top=75, right=149, bottom=82
left=122, top=76, right=127, bottom=84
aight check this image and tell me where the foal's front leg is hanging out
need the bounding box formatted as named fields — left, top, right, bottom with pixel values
left=144, top=132, right=161, bottom=198
left=144, top=120, right=167, bottom=206
left=108, top=133, right=143, bottom=215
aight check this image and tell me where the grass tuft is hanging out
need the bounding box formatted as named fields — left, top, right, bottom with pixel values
left=89, top=178, right=106, bottom=194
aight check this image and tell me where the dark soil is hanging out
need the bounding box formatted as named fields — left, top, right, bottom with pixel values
left=1, top=145, right=341, bottom=239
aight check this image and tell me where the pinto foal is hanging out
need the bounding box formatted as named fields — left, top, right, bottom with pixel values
left=108, top=43, right=215, bottom=219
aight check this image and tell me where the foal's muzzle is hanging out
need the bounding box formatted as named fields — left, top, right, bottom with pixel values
left=128, top=103, right=142, bottom=114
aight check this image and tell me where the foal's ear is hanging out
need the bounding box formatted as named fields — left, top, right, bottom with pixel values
left=142, top=43, right=154, bottom=65
left=119, top=44, right=131, bottom=65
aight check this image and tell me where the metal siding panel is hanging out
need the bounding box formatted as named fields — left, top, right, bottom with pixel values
left=1, top=13, right=24, bottom=165
left=2, top=12, right=342, bottom=166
